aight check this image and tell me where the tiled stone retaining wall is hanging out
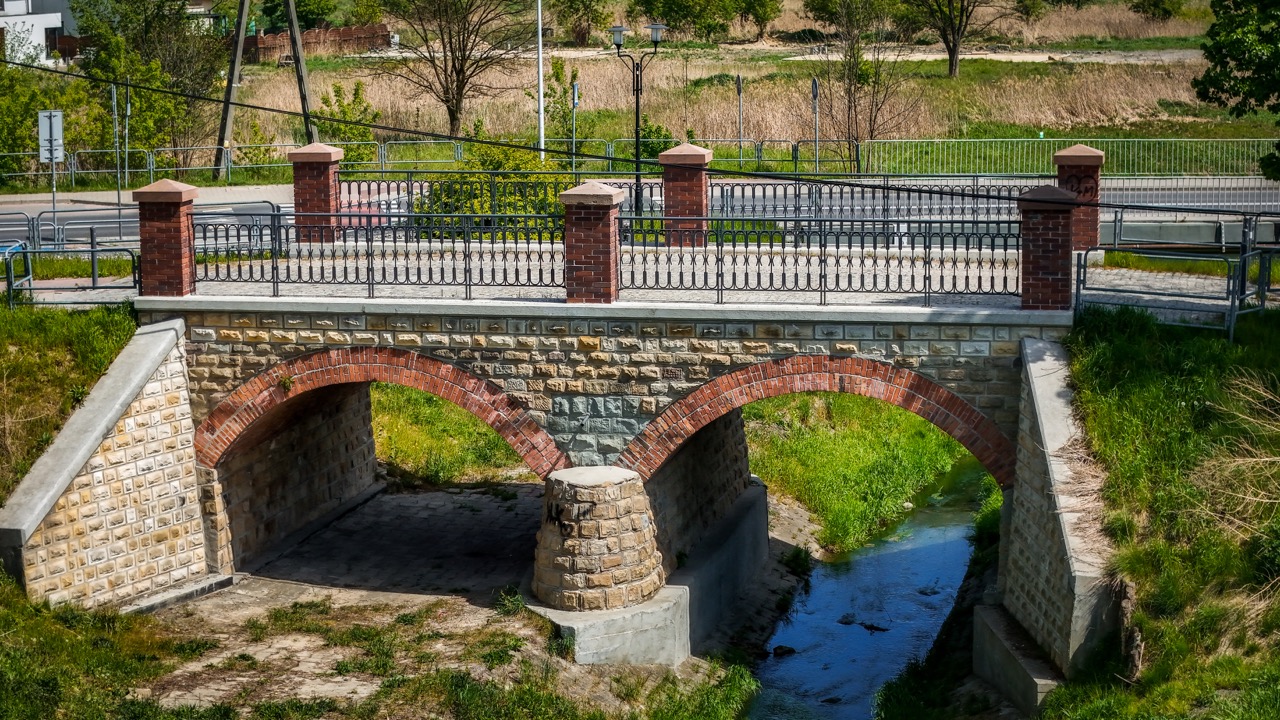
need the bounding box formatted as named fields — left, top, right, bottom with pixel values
left=0, top=321, right=206, bottom=608
left=645, top=409, right=751, bottom=575
left=208, top=383, right=377, bottom=569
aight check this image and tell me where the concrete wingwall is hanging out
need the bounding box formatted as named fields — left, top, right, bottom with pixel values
left=0, top=321, right=209, bottom=609
left=993, top=338, right=1117, bottom=679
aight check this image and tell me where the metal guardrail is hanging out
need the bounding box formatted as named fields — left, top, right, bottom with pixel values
left=193, top=212, right=565, bottom=299
left=1075, top=215, right=1276, bottom=339
left=338, top=171, right=663, bottom=215
left=617, top=216, right=1021, bottom=305
left=4, top=138, right=1278, bottom=187
left=3, top=242, right=140, bottom=308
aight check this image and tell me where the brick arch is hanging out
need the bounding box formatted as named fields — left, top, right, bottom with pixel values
left=194, top=347, right=569, bottom=477
left=616, top=355, right=1017, bottom=487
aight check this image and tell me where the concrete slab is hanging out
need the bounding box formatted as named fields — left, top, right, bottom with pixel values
left=973, top=604, right=1063, bottom=717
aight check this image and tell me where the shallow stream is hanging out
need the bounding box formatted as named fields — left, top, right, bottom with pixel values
left=749, top=457, right=989, bottom=720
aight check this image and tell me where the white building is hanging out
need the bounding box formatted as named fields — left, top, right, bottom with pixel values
left=0, top=0, right=66, bottom=64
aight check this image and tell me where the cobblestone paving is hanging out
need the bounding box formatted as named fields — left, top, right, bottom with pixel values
left=256, top=483, right=545, bottom=597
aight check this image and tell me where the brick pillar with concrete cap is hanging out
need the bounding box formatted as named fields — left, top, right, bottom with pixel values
left=289, top=142, right=345, bottom=239
left=1018, top=185, right=1078, bottom=311
left=1053, top=144, right=1104, bottom=251
left=561, top=181, right=625, bottom=303
left=658, top=142, right=713, bottom=246
left=533, top=466, right=665, bottom=611
left=135, top=179, right=198, bottom=297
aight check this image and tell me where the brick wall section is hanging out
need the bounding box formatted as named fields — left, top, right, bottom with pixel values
left=533, top=468, right=665, bottom=611
left=291, top=144, right=344, bottom=234
left=619, top=354, right=1017, bottom=487
left=1019, top=187, right=1076, bottom=311
left=21, top=344, right=205, bottom=608
left=139, top=307, right=1069, bottom=472
left=561, top=183, right=624, bottom=303
left=659, top=143, right=713, bottom=246
left=644, top=408, right=751, bottom=575
left=192, top=346, right=567, bottom=479
left=211, top=383, right=376, bottom=568
left=1054, top=145, right=1104, bottom=251
left=136, top=180, right=198, bottom=297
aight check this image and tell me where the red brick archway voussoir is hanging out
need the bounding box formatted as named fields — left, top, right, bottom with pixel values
left=194, top=347, right=569, bottom=477
left=616, top=355, right=1017, bottom=487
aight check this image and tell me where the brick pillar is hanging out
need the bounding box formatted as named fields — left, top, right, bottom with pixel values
left=533, top=467, right=665, bottom=611
left=1053, top=144, right=1104, bottom=251
left=134, top=179, right=198, bottom=297
left=1018, top=185, right=1077, bottom=311
left=561, top=181, right=624, bottom=303
left=658, top=143, right=713, bottom=247
left=289, top=142, right=344, bottom=242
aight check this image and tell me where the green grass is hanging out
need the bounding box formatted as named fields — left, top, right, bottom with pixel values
left=1033, top=306, right=1280, bottom=719
left=1103, top=250, right=1239, bottom=278
left=8, top=254, right=137, bottom=280
left=370, top=382, right=525, bottom=486
left=744, top=392, right=968, bottom=552
left=0, top=304, right=136, bottom=506
left=1035, top=35, right=1207, bottom=52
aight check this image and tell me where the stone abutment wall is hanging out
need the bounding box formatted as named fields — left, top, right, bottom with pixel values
left=207, top=383, right=378, bottom=571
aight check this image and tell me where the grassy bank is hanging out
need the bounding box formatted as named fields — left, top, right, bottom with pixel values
left=744, top=393, right=969, bottom=552
left=1035, top=307, right=1280, bottom=718
left=0, top=304, right=136, bottom=506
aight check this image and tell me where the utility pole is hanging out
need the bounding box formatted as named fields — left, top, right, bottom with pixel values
left=215, top=0, right=317, bottom=162
left=536, top=0, right=545, bottom=160
left=213, top=0, right=251, bottom=180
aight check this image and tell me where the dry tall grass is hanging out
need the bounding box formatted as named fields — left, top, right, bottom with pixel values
left=1023, top=4, right=1209, bottom=43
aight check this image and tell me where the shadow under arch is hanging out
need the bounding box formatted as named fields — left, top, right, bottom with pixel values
left=193, top=347, right=569, bottom=477
left=616, top=354, right=1017, bottom=487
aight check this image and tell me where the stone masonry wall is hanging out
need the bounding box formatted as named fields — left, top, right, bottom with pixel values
left=137, top=304, right=1070, bottom=470
left=20, top=344, right=205, bottom=608
left=211, top=383, right=377, bottom=569
left=645, top=409, right=751, bottom=575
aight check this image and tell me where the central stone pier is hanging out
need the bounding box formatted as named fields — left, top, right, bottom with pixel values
left=533, top=467, right=665, bottom=611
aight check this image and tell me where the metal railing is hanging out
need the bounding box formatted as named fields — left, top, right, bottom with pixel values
left=3, top=137, right=1277, bottom=188
left=338, top=170, right=662, bottom=215
left=1076, top=215, right=1276, bottom=339
left=618, top=216, right=1020, bottom=305
left=710, top=176, right=1048, bottom=219
left=3, top=242, right=140, bottom=308
left=193, top=211, right=565, bottom=298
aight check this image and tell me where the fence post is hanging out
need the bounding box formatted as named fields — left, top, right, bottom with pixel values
left=135, top=179, right=198, bottom=297
left=1053, top=144, right=1104, bottom=251
left=289, top=142, right=344, bottom=242
left=561, top=181, right=624, bottom=303
left=1018, top=185, right=1077, bottom=311
left=658, top=142, right=713, bottom=247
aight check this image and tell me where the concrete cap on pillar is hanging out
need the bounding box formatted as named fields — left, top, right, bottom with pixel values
left=288, top=142, right=345, bottom=163
left=559, top=181, right=626, bottom=207
left=1052, top=144, right=1105, bottom=167
left=548, top=466, right=640, bottom=486
left=1017, top=185, right=1078, bottom=211
left=657, top=142, right=714, bottom=166
left=132, top=179, right=198, bottom=203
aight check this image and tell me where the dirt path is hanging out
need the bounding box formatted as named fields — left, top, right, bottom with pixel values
left=545, top=43, right=1203, bottom=65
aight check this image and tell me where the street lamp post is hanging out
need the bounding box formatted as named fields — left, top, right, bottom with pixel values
left=609, top=24, right=665, bottom=215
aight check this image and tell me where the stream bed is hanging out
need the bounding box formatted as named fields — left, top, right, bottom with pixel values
left=749, top=457, right=988, bottom=720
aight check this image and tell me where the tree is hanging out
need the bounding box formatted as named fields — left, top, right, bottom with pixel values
left=628, top=0, right=739, bottom=40
left=315, top=81, right=382, bottom=164
left=1129, top=0, right=1182, bottom=20
left=549, top=0, right=606, bottom=45
left=1193, top=0, right=1280, bottom=179
left=900, top=0, right=1010, bottom=77
left=740, top=0, right=783, bottom=40
left=811, top=0, right=922, bottom=171
left=377, top=0, right=535, bottom=136
left=262, top=0, right=338, bottom=31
